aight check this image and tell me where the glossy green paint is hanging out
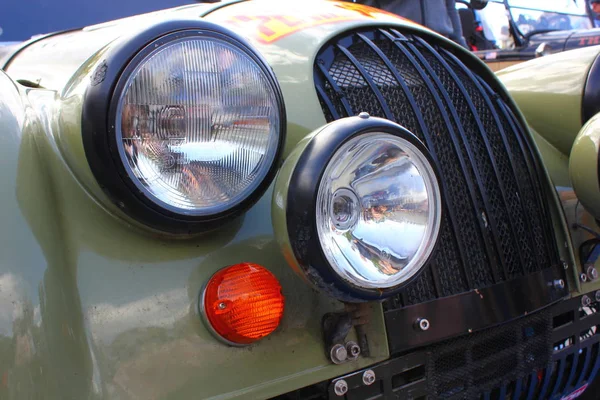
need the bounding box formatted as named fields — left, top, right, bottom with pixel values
left=499, top=48, right=600, bottom=294
left=497, top=45, right=600, bottom=156
left=570, top=113, right=600, bottom=219
left=0, top=3, right=420, bottom=398
left=1, top=76, right=390, bottom=399
left=0, top=0, right=580, bottom=398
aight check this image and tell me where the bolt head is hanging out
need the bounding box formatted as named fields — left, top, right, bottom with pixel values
left=416, top=318, right=430, bottom=331
left=582, top=295, right=592, bottom=307
left=580, top=273, right=588, bottom=283
left=587, top=266, right=598, bottom=281
left=330, top=344, right=348, bottom=364
left=362, top=370, right=376, bottom=386
left=553, top=279, right=565, bottom=290
left=345, top=341, right=361, bottom=359
left=563, top=261, right=569, bottom=270
left=334, top=380, right=348, bottom=396
left=595, top=291, right=600, bottom=302
left=358, top=112, right=370, bottom=119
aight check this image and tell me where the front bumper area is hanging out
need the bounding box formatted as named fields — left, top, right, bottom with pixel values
left=273, top=293, right=600, bottom=400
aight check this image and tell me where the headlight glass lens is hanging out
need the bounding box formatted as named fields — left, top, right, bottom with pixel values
left=116, top=36, right=281, bottom=216
left=316, top=133, right=441, bottom=289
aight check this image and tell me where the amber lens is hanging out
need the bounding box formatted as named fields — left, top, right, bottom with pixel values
left=203, top=263, right=284, bottom=345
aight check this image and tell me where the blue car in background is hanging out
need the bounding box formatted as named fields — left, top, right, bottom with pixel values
left=0, top=0, right=202, bottom=42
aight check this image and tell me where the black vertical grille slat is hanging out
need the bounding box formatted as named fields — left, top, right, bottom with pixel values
left=315, top=62, right=353, bottom=118
left=398, top=36, right=499, bottom=285
left=412, top=35, right=521, bottom=281
left=313, top=28, right=560, bottom=306
left=495, top=92, right=560, bottom=268
left=353, top=30, right=472, bottom=297
left=335, top=44, right=395, bottom=121
left=431, top=45, right=536, bottom=278
left=377, top=28, right=494, bottom=291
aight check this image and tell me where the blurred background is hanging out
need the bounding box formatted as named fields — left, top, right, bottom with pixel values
left=0, top=0, right=198, bottom=42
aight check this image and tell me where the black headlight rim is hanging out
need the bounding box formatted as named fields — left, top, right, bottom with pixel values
left=286, top=116, right=442, bottom=302
left=583, top=52, right=600, bottom=126
left=82, top=20, right=286, bottom=235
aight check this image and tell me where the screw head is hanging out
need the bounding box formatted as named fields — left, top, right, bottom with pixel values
left=218, top=302, right=227, bottom=310
left=587, top=266, right=598, bottom=281
left=580, top=273, right=588, bottom=283
left=553, top=279, right=565, bottom=290
left=362, top=369, right=376, bottom=386
left=358, top=112, right=370, bottom=119
left=334, top=380, right=349, bottom=396
left=415, top=318, right=430, bottom=331
left=345, top=341, right=361, bottom=360
left=330, top=344, right=348, bottom=364
left=582, top=295, right=592, bottom=307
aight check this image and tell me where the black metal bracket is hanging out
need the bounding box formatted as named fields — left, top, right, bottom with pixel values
left=385, top=263, right=568, bottom=354
left=322, top=303, right=372, bottom=364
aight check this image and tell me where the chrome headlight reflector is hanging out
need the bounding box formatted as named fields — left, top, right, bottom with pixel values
left=82, top=21, right=285, bottom=233
left=284, top=116, right=441, bottom=301
left=316, top=133, right=441, bottom=290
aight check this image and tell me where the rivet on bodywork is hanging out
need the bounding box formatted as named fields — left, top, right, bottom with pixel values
left=334, top=380, right=348, bottom=396
left=345, top=341, right=361, bottom=360
left=582, top=295, right=592, bottom=307
left=586, top=266, right=598, bottom=281
left=358, top=112, right=370, bottom=119
left=415, top=318, right=430, bottom=331
left=553, top=279, right=565, bottom=290
left=362, top=370, right=376, bottom=386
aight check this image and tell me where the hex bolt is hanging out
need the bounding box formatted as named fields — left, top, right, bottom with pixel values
left=362, top=370, right=376, bottom=386
left=553, top=279, right=565, bottom=290
left=334, top=380, right=349, bottom=396
left=358, top=112, right=370, bottom=119
left=345, top=341, right=361, bottom=360
left=587, top=266, right=598, bottom=281
left=330, top=344, right=348, bottom=365
left=595, top=291, right=600, bottom=303
left=415, top=318, right=430, bottom=331
left=580, top=273, right=588, bottom=283
left=582, top=295, right=592, bottom=308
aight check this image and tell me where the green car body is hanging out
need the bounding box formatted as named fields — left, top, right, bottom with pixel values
left=1, top=1, right=600, bottom=399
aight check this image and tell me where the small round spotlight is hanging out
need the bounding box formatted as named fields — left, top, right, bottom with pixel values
left=283, top=116, right=442, bottom=301
left=316, top=132, right=441, bottom=289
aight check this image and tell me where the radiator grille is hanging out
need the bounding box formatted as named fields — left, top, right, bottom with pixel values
left=314, top=28, right=559, bottom=307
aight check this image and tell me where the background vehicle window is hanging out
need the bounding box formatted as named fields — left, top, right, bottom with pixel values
left=507, top=0, right=592, bottom=35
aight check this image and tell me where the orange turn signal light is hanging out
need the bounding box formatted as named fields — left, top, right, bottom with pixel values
left=202, top=263, right=285, bottom=345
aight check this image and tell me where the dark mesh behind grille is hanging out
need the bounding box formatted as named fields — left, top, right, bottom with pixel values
left=427, top=310, right=552, bottom=398
left=314, top=28, right=559, bottom=307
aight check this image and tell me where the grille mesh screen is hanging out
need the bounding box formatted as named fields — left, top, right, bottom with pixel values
left=314, top=28, right=559, bottom=307
left=427, top=310, right=551, bottom=398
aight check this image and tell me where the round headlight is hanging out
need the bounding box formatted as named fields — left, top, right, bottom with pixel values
left=316, top=133, right=441, bottom=289
left=280, top=116, right=442, bottom=301
left=116, top=35, right=280, bottom=216
left=82, top=22, right=285, bottom=233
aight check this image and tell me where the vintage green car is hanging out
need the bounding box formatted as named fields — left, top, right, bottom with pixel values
left=1, top=1, right=600, bottom=399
